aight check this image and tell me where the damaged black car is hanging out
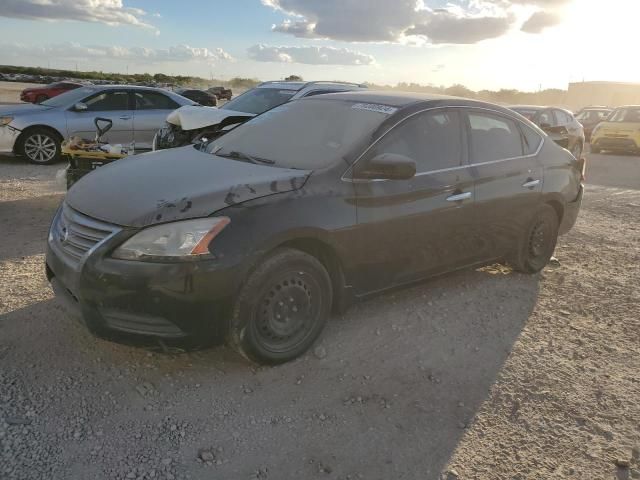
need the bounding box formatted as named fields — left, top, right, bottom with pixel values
left=46, top=91, right=584, bottom=364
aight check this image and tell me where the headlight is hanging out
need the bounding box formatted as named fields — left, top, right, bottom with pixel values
left=112, top=217, right=230, bottom=261
left=0, top=116, right=13, bottom=126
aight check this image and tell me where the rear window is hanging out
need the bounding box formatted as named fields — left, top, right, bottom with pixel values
left=520, top=123, right=543, bottom=155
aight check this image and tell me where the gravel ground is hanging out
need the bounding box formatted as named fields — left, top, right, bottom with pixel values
left=1, top=150, right=639, bottom=480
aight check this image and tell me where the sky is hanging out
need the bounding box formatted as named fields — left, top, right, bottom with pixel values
left=0, top=0, right=637, bottom=92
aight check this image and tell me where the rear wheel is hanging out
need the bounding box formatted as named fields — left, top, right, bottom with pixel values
left=228, top=248, right=332, bottom=365
left=511, top=205, right=560, bottom=274
left=18, top=128, right=61, bottom=165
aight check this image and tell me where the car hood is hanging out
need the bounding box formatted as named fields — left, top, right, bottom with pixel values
left=0, top=103, right=54, bottom=116
left=166, top=105, right=254, bottom=131
left=66, top=145, right=310, bottom=228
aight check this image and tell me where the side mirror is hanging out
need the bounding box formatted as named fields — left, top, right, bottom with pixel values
left=354, top=153, right=416, bottom=180
left=73, top=102, right=88, bottom=111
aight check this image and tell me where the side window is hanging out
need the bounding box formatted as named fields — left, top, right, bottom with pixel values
left=538, top=110, right=554, bottom=127
left=467, top=111, right=524, bottom=163
left=83, top=91, right=130, bottom=111
left=555, top=110, right=571, bottom=125
left=134, top=91, right=179, bottom=110
left=520, top=122, right=543, bottom=155
left=368, top=109, right=463, bottom=173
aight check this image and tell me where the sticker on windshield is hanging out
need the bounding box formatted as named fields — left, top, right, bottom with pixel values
left=351, top=103, right=398, bottom=115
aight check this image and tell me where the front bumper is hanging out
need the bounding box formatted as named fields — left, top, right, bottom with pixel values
left=45, top=219, right=244, bottom=342
left=0, top=125, right=20, bottom=153
left=592, top=136, right=639, bottom=151
left=559, top=185, right=583, bottom=235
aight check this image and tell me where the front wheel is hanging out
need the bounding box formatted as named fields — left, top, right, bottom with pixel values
left=510, top=205, right=560, bottom=274
left=228, top=248, right=332, bottom=365
left=18, top=128, right=61, bottom=165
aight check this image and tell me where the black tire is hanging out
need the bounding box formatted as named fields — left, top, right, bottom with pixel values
left=511, top=205, right=560, bottom=274
left=35, top=94, right=48, bottom=104
left=591, top=145, right=601, bottom=154
left=228, top=248, right=332, bottom=365
left=18, top=128, right=61, bottom=165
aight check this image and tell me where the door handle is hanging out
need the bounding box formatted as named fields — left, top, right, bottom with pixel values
left=522, top=179, right=541, bottom=189
left=446, top=191, right=472, bottom=202
left=119, top=115, right=131, bottom=120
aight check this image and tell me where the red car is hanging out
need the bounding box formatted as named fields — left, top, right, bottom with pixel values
left=20, top=81, right=83, bottom=104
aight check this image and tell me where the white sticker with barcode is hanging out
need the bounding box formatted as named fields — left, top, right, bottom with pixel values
left=351, top=103, right=398, bottom=115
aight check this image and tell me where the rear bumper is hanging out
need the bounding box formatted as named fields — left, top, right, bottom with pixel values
left=559, top=185, right=583, bottom=235
left=0, top=126, right=20, bottom=153
left=45, top=229, right=244, bottom=342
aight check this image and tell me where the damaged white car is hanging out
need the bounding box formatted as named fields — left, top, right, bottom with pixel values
left=153, top=81, right=367, bottom=150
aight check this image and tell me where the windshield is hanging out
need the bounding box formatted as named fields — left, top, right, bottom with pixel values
left=608, top=108, right=640, bottom=123
left=40, top=86, right=97, bottom=107
left=207, top=99, right=392, bottom=169
left=220, top=87, right=296, bottom=114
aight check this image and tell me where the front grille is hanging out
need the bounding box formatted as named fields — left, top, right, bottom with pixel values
left=51, top=203, right=119, bottom=269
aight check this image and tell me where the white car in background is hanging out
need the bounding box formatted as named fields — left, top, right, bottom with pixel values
left=153, top=81, right=367, bottom=150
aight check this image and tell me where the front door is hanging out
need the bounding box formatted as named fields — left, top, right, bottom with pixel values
left=132, top=90, right=180, bottom=150
left=350, top=108, right=479, bottom=294
left=465, top=109, right=544, bottom=259
left=65, top=89, right=134, bottom=145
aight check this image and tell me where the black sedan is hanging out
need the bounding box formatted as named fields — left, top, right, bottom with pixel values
left=46, top=92, right=584, bottom=364
left=510, top=105, right=585, bottom=159
left=175, top=88, right=218, bottom=107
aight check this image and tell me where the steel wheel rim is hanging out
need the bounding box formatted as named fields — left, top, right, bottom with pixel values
left=253, top=272, right=321, bottom=353
left=24, top=134, right=56, bottom=163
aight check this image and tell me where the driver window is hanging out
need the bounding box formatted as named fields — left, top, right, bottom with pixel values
left=367, top=109, right=463, bottom=173
left=84, top=91, right=130, bottom=111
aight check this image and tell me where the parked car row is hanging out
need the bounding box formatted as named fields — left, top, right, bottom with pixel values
left=41, top=88, right=585, bottom=364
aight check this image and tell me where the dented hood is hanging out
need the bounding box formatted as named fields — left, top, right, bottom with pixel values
left=66, top=145, right=310, bottom=228
left=166, top=105, right=254, bottom=131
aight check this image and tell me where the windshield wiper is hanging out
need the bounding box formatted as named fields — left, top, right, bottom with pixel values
left=216, top=150, right=275, bottom=165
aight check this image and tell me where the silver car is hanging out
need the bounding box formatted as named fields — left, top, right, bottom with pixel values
left=0, top=85, right=194, bottom=164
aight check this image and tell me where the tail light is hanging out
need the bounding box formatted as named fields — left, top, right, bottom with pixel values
left=578, top=156, right=586, bottom=182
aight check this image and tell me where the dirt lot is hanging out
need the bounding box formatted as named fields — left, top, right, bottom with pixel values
left=1, top=144, right=639, bottom=480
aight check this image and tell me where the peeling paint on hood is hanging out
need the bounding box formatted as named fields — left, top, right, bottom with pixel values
left=66, top=145, right=310, bottom=228
left=166, top=105, right=254, bottom=131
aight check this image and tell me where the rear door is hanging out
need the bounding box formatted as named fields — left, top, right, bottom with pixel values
left=132, top=90, right=181, bottom=150
left=466, top=109, right=544, bottom=259
left=65, top=89, right=134, bottom=145
left=350, top=108, right=479, bottom=293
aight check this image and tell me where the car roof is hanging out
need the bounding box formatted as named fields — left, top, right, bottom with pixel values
left=308, top=90, right=496, bottom=107
left=257, top=80, right=367, bottom=91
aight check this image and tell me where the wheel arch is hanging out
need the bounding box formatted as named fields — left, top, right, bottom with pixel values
left=272, top=237, right=351, bottom=313
left=14, top=124, right=64, bottom=154
left=545, top=198, right=564, bottom=224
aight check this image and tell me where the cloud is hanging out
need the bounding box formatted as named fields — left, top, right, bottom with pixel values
left=263, top=0, right=574, bottom=44
left=0, top=0, right=155, bottom=30
left=0, top=42, right=233, bottom=64
left=407, top=11, right=513, bottom=44
left=247, top=44, right=375, bottom=65
left=521, top=10, right=562, bottom=33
